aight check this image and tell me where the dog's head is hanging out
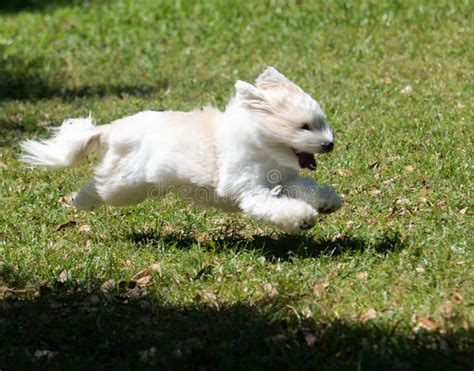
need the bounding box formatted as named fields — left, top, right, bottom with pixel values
left=235, top=67, right=334, bottom=170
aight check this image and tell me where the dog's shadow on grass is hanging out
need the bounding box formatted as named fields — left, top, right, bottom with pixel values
left=1, top=285, right=472, bottom=370
left=128, top=228, right=404, bottom=260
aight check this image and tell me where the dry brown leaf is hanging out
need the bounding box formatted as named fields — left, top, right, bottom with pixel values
left=415, top=266, right=425, bottom=274
left=200, top=290, right=217, bottom=302
left=419, top=188, right=430, bottom=197
left=414, top=317, right=439, bottom=332
left=55, top=221, right=77, bottom=232
left=404, top=165, right=414, bottom=173
left=58, top=270, right=67, bottom=283
left=459, top=207, right=468, bottom=215
left=453, top=292, right=463, bottom=304
left=313, top=282, right=329, bottom=296
left=263, top=283, right=279, bottom=297
left=161, top=225, right=175, bottom=234
left=370, top=189, right=382, bottom=196
left=384, top=76, right=393, bottom=84
left=356, top=271, right=368, bottom=280
left=136, top=275, right=152, bottom=287
left=100, top=279, right=116, bottom=294
left=132, top=269, right=150, bottom=281
left=337, top=168, right=351, bottom=176
left=361, top=308, right=377, bottom=322
left=132, top=269, right=153, bottom=287
left=149, top=263, right=162, bottom=273
left=441, top=301, right=453, bottom=318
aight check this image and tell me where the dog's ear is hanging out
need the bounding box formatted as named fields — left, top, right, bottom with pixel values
left=235, top=80, right=269, bottom=111
left=256, top=66, right=289, bottom=89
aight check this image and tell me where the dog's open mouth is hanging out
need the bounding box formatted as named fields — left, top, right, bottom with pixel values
left=293, top=150, right=317, bottom=170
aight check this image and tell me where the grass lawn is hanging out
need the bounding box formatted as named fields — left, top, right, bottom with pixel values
left=0, top=0, right=473, bottom=369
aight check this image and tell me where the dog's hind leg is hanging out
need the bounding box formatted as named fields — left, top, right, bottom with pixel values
left=74, top=178, right=104, bottom=211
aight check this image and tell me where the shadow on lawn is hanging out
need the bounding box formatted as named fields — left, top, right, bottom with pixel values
left=0, top=55, right=167, bottom=101
left=129, top=229, right=404, bottom=261
left=0, top=289, right=472, bottom=370
left=0, top=0, right=87, bottom=13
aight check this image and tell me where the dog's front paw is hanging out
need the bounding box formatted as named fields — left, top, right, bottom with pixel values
left=316, top=186, right=342, bottom=214
left=276, top=203, right=318, bottom=233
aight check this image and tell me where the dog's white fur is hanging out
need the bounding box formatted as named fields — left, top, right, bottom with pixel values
left=21, top=67, right=341, bottom=233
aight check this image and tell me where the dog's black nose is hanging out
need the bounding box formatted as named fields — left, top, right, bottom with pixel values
left=321, top=142, right=334, bottom=152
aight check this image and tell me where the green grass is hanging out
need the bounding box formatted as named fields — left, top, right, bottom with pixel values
left=1, top=0, right=473, bottom=369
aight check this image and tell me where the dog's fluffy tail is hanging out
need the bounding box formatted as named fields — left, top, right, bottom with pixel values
left=20, top=117, right=107, bottom=170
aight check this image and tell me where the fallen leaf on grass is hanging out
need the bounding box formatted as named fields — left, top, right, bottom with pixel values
left=55, top=221, right=77, bottom=231
left=313, top=282, right=329, bottom=297
left=196, top=290, right=218, bottom=306
left=459, top=207, right=468, bottom=215
left=370, top=189, right=382, bottom=196
left=263, top=283, right=278, bottom=297
left=161, top=225, right=176, bottom=235
left=414, top=317, right=439, bottom=332
left=100, top=279, right=116, bottom=294
left=356, top=271, right=368, bottom=280
left=0, top=286, right=27, bottom=298
left=132, top=270, right=153, bottom=287
left=383, top=76, right=393, bottom=84
left=452, top=292, right=463, bottom=304
left=419, top=188, right=430, bottom=197
left=337, top=168, right=351, bottom=176
left=136, top=275, right=152, bottom=287
left=415, top=266, right=425, bottom=274
left=57, top=270, right=68, bottom=283
left=361, top=308, right=377, bottom=322
left=404, top=165, right=414, bottom=173
left=149, top=263, right=162, bottom=273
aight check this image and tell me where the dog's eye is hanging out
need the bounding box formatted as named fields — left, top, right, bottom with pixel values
left=301, top=124, right=311, bottom=131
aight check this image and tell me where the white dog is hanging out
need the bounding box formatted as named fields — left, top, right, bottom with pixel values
left=21, top=67, right=341, bottom=233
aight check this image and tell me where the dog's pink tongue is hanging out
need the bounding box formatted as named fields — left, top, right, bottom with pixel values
left=297, top=152, right=317, bottom=170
